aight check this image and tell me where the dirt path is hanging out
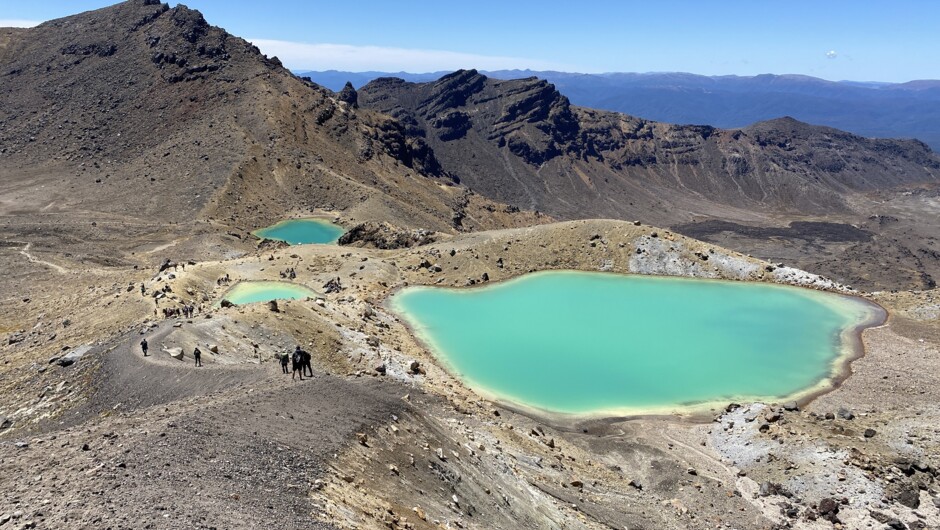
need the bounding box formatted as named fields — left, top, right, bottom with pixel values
left=6, top=319, right=418, bottom=529
left=19, top=241, right=68, bottom=273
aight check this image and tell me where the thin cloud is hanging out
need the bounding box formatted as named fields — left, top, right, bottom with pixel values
left=825, top=50, right=838, bottom=59
left=0, top=19, right=41, bottom=28
left=248, top=39, right=576, bottom=72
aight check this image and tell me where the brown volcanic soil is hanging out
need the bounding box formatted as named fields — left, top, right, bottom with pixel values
left=1, top=2, right=940, bottom=530
left=2, top=219, right=939, bottom=530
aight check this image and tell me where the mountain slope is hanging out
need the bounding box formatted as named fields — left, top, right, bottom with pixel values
left=359, top=70, right=940, bottom=225
left=0, top=1, right=535, bottom=275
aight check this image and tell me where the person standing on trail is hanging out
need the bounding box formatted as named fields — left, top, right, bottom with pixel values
left=140, top=283, right=145, bottom=296
left=301, top=346, right=313, bottom=377
left=291, top=347, right=304, bottom=381
left=140, top=338, right=148, bottom=357
left=280, top=351, right=290, bottom=374
left=193, top=346, right=202, bottom=367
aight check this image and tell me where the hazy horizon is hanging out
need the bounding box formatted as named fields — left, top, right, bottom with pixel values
left=3, top=0, right=938, bottom=83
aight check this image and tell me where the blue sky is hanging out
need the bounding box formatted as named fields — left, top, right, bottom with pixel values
left=1, top=1, right=937, bottom=81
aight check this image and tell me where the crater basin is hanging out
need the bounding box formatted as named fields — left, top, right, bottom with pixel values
left=252, top=218, right=344, bottom=245
left=219, top=281, right=319, bottom=306
left=390, top=271, right=883, bottom=417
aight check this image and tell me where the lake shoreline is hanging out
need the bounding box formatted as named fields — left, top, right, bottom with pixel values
left=387, top=269, right=888, bottom=428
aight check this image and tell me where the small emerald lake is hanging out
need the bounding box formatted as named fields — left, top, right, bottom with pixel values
left=253, top=218, right=344, bottom=245
left=390, top=271, right=883, bottom=416
left=220, top=281, right=318, bottom=305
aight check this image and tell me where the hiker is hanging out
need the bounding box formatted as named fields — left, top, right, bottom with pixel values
left=140, top=338, right=148, bottom=357
left=291, top=347, right=304, bottom=381
left=280, top=351, right=290, bottom=374
left=289, top=268, right=296, bottom=280
left=299, top=345, right=313, bottom=377
left=193, top=346, right=202, bottom=367
left=140, top=283, right=145, bottom=295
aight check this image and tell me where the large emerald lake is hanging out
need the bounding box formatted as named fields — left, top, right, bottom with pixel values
left=390, top=271, right=882, bottom=416
left=253, top=218, right=344, bottom=245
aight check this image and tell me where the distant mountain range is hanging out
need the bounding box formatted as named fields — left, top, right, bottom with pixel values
left=297, top=70, right=940, bottom=150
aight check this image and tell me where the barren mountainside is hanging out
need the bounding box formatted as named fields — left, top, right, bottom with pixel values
left=0, top=0, right=533, bottom=268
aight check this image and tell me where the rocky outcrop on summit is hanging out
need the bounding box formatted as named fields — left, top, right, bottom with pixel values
left=359, top=70, right=940, bottom=225
left=337, top=81, right=359, bottom=108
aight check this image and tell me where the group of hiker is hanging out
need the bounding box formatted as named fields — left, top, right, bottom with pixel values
left=215, top=273, right=231, bottom=286
left=279, top=267, right=297, bottom=279
left=140, top=337, right=309, bottom=375
left=161, top=305, right=196, bottom=319
left=281, top=345, right=312, bottom=380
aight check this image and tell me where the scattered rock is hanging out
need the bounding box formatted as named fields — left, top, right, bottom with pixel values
left=837, top=407, right=855, bottom=420
left=0, top=417, right=10, bottom=431
left=764, top=410, right=781, bottom=423
left=782, top=401, right=799, bottom=412
left=896, top=485, right=920, bottom=508
left=219, top=299, right=235, bottom=308
left=356, top=433, right=368, bottom=446
left=208, top=344, right=219, bottom=354
left=863, top=428, right=877, bottom=438
left=268, top=299, right=279, bottom=312
left=366, top=336, right=380, bottom=347
left=409, top=360, right=424, bottom=375
left=817, top=497, right=840, bottom=523
left=374, top=363, right=386, bottom=375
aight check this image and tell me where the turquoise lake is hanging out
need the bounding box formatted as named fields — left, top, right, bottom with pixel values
left=390, top=271, right=881, bottom=416
left=252, top=218, right=344, bottom=245
left=220, top=281, right=318, bottom=305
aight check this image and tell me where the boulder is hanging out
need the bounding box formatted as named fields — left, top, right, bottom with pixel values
left=817, top=497, right=840, bottom=522
left=219, top=299, right=235, bottom=308
left=208, top=344, right=219, bottom=354
left=409, top=360, right=423, bottom=374
left=268, top=299, right=279, bottom=312
left=896, top=485, right=920, bottom=508
left=57, top=345, right=91, bottom=367
left=837, top=407, right=854, bottom=420
left=782, top=401, right=799, bottom=412
left=863, top=428, right=877, bottom=438
left=0, top=417, right=11, bottom=431
left=167, top=347, right=184, bottom=360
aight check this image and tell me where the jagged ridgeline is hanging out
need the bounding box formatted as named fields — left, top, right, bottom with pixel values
left=359, top=70, right=940, bottom=225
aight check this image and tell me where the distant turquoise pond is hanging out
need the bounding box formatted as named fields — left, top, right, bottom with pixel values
left=220, top=281, right=318, bottom=305
left=253, top=218, right=344, bottom=245
left=390, top=271, right=882, bottom=416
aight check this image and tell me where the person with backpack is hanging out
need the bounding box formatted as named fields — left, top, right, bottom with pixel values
left=291, top=347, right=304, bottom=381
left=193, top=346, right=202, bottom=367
